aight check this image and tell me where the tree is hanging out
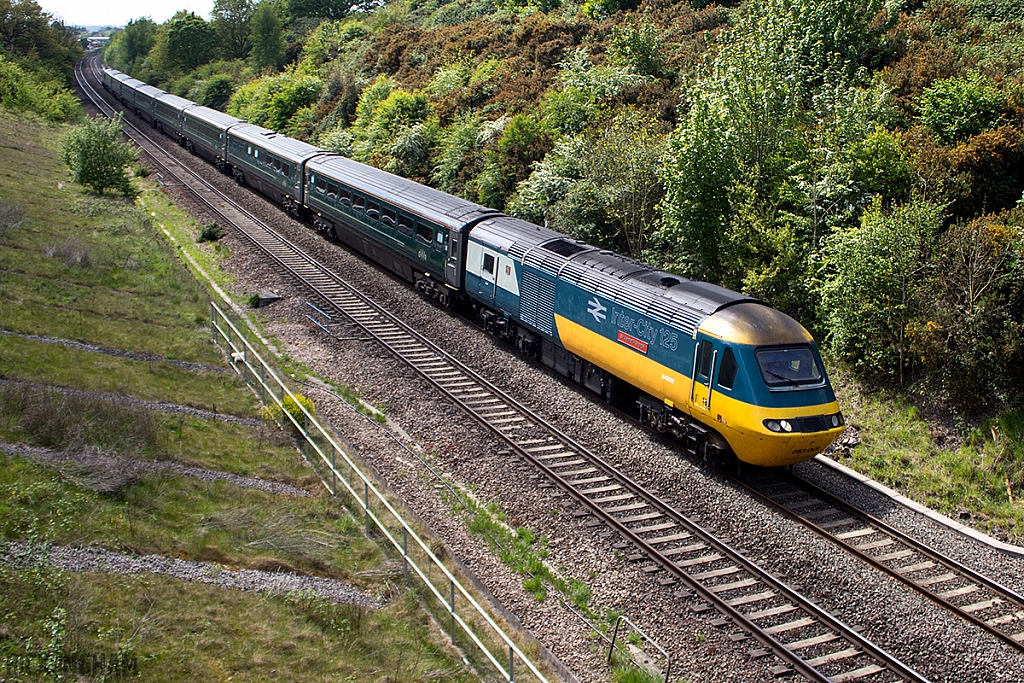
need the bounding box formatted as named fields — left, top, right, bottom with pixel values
left=212, top=0, right=254, bottom=60
left=0, top=0, right=47, bottom=55
left=812, top=198, right=944, bottom=383
left=60, top=114, right=138, bottom=197
left=287, top=0, right=356, bottom=21
left=166, top=12, right=218, bottom=71
left=249, top=0, right=284, bottom=72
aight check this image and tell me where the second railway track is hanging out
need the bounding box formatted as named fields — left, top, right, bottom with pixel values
left=76, top=52, right=936, bottom=683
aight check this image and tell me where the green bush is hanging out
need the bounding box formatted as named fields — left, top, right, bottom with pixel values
left=59, top=114, right=138, bottom=197
left=919, top=73, right=1007, bottom=145
left=197, top=222, right=226, bottom=242
left=0, top=58, right=81, bottom=122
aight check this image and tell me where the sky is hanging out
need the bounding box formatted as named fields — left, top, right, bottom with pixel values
left=38, top=0, right=216, bottom=28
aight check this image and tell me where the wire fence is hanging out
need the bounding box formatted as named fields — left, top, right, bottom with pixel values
left=210, top=301, right=551, bottom=683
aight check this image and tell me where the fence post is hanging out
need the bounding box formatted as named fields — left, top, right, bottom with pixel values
left=260, top=363, right=265, bottom=403
left=450, top=580, right=456, bottom=643
left=330, top=443, right=336, bottom=496
left=509, top=645, right=515, bottom=683
left=303, top=413, right=309, bottom=460
left=403, top=528, right=408, bottom=583
left=364, top=481, right=370, bottom=534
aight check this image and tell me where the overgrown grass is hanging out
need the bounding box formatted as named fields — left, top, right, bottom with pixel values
left=0, top=109, right=478, bottom=682
left=444, top=486, right=594, bottom=613
left=0, top=548, right=475, bottom=683
left=822, top=365, right=1024, bottom=542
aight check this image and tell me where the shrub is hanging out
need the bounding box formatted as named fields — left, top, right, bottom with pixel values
left=197, top=222, right=226, bottom=242
left=261, top=394, right=315, bottom=430
left=919, top=73, right=1007, bottom=145
left=59, top=114, right=138, bottom=197
left=0, top=200, right=25, bottom=239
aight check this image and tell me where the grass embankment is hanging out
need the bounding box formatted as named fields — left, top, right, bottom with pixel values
left=826, top=367, right=1024, bottom=543
left=0, top=109, right=476, bottom=682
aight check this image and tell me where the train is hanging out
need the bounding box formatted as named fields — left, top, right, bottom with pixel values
left=101, top=66, right=845, bottom=468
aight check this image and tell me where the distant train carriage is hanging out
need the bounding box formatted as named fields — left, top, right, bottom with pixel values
left=179, top=106, right=243, bottom=168
left=151, top=93, right=193, bottom=137
left=304, top=155, right=497, bottom=302
left=226, top=124, right=323, bottom=215
left=130, top=84, right=165, bottom=126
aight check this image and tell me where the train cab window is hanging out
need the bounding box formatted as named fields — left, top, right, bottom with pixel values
left=381, top=208, right=396, bottom=228
left=326, top=183, right=338, bottom=199
left=397, top=216, right=413, bottom=237
left=696, top=340, right=713, bottom=379
left=718, top=348, right=738, bottom=390
left=366, top=202, right=380, bottom=220
left=353, top=195, right=365, bottom=213
left=755, top=346, right=823, bottom=387
left=338, top=189, right=351, bottom=206
left=483, top=253, right=495, bottom=274
left=416, top=223, right=432, bottom=244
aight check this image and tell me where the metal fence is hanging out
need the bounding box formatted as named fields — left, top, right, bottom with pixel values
left=210, top=301, right=551, bottom=683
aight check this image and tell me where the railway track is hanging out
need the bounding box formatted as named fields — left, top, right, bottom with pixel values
left=76, top=53, right=929, bottom=683
left=740, top=470, right=1024, bottom=653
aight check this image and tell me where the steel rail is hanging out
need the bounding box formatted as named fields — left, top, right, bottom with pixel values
left=740, top=469, right=1024, bottom=653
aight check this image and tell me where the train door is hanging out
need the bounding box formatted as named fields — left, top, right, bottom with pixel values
left=445, top=229, right=461, bottom=288
left=690, top=335, right=717, bottom=416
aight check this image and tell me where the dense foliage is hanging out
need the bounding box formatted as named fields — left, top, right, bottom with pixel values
left=0, top=0, right=82, bottom=120
left=105, top=0, right=1024, bottom=413
left=60, top=114, right=139, bottom=196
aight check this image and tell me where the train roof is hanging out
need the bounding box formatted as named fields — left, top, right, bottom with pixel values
left=112, top=72, right=133, bottom=84
left=123, top=78, right=145, bottom=90
left=229, top=123, right=324, bottom=162
left=307, top=155, right=498, bottom=230
left=153, top=92, right=194, bottom=112
left=475, top=215, right=755, bottom=335
left=182, top=105, right=244, bottom=130
left=135, top=85, right=165, bottom=99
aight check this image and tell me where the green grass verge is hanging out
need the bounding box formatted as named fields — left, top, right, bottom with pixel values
left=0, top=108, right=477, bottom=682
left=828, top=365, right=1024, bottom=542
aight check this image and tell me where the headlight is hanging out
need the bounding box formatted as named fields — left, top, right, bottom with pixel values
left=764, top=419, right=782, bottom=432
left=780, top=420, right=793, bottom=432
left=831, top=414, right=840, bottom=427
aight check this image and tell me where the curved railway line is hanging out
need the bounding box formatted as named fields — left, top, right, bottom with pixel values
left=74, top=51, right=979, bottom=683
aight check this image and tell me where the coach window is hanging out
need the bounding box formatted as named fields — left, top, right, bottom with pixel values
left=718, top=348, right=738, bottom=390
left=273, top=158, right=282, bottom=172
left=353, top=195, right=365, bottom=213
left=397, top=216, right=413, bottom=237
left=416, top=222, right=432, bottom=245
left=381, top=208, right=396, bottom=228
left=326, top=183, right=338, bottom=199
left=483, top=253, right=495, bottom=274
left=366, top=202, right=380, bottom=220
left=282, top=163, right=291, bottom=178
left=315, top=177, right=327, bottom=194
left=338, top=189, right=351, bottom=206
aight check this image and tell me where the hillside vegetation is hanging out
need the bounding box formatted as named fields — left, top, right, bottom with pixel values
left=99, top=0, right=1024, bottom=536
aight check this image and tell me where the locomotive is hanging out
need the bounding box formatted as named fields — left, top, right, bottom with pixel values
left=102, top=67, right=844, bottom=467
